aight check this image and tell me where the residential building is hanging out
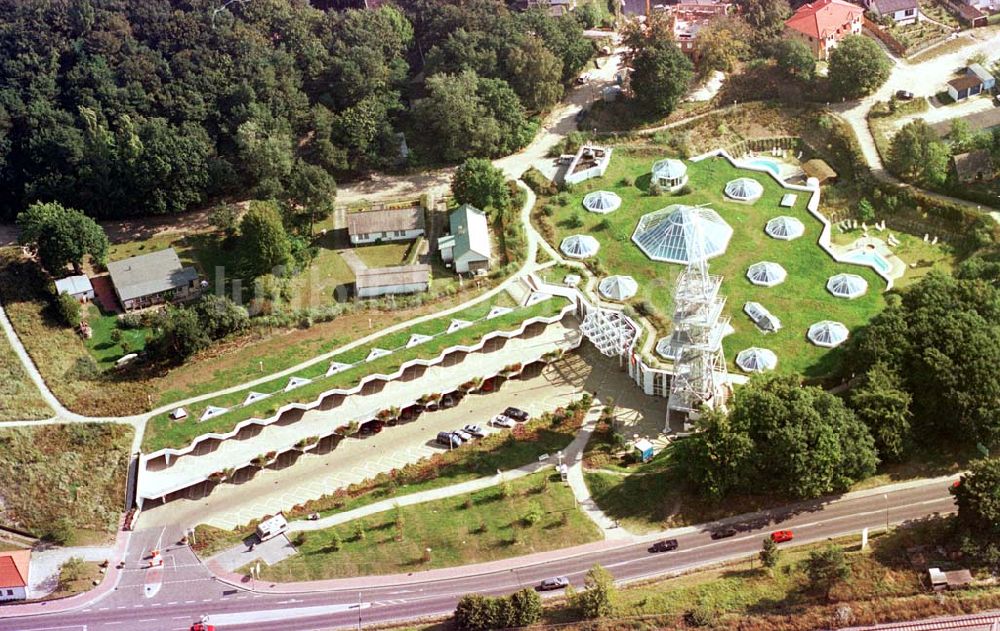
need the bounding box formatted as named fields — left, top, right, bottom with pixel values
left=524, top=0, right=576, bottom=16
left=962, top=0, right=1000, bottom=14
left=784, top=0, right=863, bottom=60
left=946, top=64, right=995, bottom=102
left=867, top=0, right=920, bottom=24
left=354, top=264, right=431, bottom=298
left=664, top=1, right=731, bottom=58
left=346, top=207, right=425, bottom=245
left=0, top=550, right=30, bottom=601
left=54, top=274, right=94, bottom=303
left=439, top=204, right=492, bottom=275
left=951, top=149, right=995, bottom=182
left=107, top=248, right=201, bottom=312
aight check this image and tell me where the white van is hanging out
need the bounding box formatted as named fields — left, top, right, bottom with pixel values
left=255, top=513, right=288, bottom=542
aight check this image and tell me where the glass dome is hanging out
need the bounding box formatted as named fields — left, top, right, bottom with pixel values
left=582, top=190, right=622, bottom=214
left=598, top=275, right=638, bottom=301
left=807, top=320, right=849, bottom=348
left=651, top=158, right=687, bottom=182
left=631, top=204, right=733, bottom=264
left=724, top=177, right=764, bottom=203
left=744, top=301, right=782, bottom=332
left=826, top=273, right=868, bottom=299
left=560, top=234, right=600, bottom=259
left=746, top=261, right=787, bottom=287
left=735, top=347, right=777, bottom=373
left=765, top=216, right=805, bottom=240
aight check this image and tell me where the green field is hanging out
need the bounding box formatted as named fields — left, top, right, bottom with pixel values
left=0, top=328, right=50, bottom=421
left=142, top=294, right=568, bottom=452
left=541, top=148, right=886, bottom=377
left=247, top=471, right=601, bottom=581
left=82, top=305, right=150, bottom=369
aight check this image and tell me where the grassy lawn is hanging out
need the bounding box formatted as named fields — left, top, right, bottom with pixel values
left=47, top=559, right=105, bottom=601
left=585, top=439, right=972, bottom=534
left=82, top=304, right=150, bottom=369
left=868, top=98, right=931, bottom=160
left=285, top=229, right=355, bottom=307
left=246, top=471, right=601, bottom=581
left=354, top=242, right=412, bottom=268
left=0, top=327, right=50, bottom=421
left=539, top=148, right=886, bottom=378
left=0, top=423, right=133, bottom=540
left=142, top=294, right=567, bottom=452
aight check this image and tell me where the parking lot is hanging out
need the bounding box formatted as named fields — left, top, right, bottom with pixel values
left=141, top=345, right=666, bottom=530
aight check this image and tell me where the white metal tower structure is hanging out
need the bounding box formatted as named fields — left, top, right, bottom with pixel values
left=665, top=206, right=730, bottom=431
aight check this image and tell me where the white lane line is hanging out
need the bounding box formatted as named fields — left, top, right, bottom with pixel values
left=208, top=603, right=372, bottom=626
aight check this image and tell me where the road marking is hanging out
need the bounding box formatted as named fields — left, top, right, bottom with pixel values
left=207, top=603, right=372, bottom=626
left=137, top=619, right=156, bottom=623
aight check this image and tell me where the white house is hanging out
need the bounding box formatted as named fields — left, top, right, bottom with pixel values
left=948, top=65, right=995, bottom=102
left=54, top=274, right=94, bottom=303
left=868, top=0, right=919, bottom=24
left=0, top=550, right=30, bottom=602
left=355, top=264, right=431, bottom=299
left=346, top=207, right=425, bottom=245
left=439, top=204, right=492, bottom=275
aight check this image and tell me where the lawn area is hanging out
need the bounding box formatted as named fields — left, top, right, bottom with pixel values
left=538, top=147, right=886, bottom=378
left=0, top=423, right=133, bottom=541
left=0, top=327, right=50, bottom=421
left=141, top=294, right=568, bottom=452
left=82, top=304, right=150, bottom=369
left=246, top=471, right=601, bottom=581
left=354, top=241, right=412, bottom=268
left=585, top=439, right=971, bottom=534
left=48, top=558, right=105, bottom=601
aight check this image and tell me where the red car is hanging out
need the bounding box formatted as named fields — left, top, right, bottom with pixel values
left=191, top=623, right=215, bottom=631
left=770, top=530, right=794, bottom=543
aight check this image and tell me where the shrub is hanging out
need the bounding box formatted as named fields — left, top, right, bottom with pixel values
left=594, top=218, right=611, bottom=231
left=293, top=531, right=308, bottom=547
left=329, top=531, right=342, bottom=551
left=44, top=517, right=76, bottom=545
left=522, top=503, right=544, bottom=526
left=565, top=212, right=583, bottom=229
left=55, top=292, right=81, bottom=328
left=648, top=181, right=664, bottom=196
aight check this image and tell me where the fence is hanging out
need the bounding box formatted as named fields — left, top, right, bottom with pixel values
left=864, top=16, right=908, bottom=56
left=725, top=136, right=802, bottom=158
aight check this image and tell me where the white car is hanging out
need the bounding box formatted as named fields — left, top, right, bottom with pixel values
left=463, top=424, right=486, bottom=438
left=452, top=428, right=473, bottom=441
left=491, top=415, right=516, bottom=428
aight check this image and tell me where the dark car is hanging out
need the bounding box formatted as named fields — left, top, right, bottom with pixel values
left=441, top=394, right=458, bottom=408
left=436, top=431, right=463, bottom=448
left=648, top=539, right=679, bottom=553
left=503, top=406, right=530, bottom=422
left=710, top=527, right=738, bottom=540
left=359, top=420, right=384, bottom=436
left=895, top=90, right=914, bottom=100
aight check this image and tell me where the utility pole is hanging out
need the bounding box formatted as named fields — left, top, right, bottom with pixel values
left=883, top=493, right=890, bottom=533
left=357, top=591, right=362, bottom=631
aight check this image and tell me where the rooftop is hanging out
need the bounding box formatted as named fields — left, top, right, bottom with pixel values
left=949, top=75, right=983, bottom=91
left=54, top=274, right=93, bottom=296
left=0, top=549, right=30, bottom=588
left=106, top=248, right=198, bottom=302
left=785, top=0, right=862, bottom=40
left=952, top=149, right=994, bottom=179
left=448, top=204, right=491, bottom=260
left=347, top=207, right=425, bottom=236
left=872, top=0, right=918, bottom=13
left=355, top=264, right=431, bottom=289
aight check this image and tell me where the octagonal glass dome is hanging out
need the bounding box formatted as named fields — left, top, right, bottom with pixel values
left=631, top=204, right=733, bottom=264
left=735, top=347, right=777, bottom=373
left=582, top=190, right=622, bottom=214
left=560, top=234, right=600, bottom=259
left=724, top=177, right=764, bottom=203
left=807, top=320, right=849, bottom=348
left=765, top=216, right=805, bottom=240
left=746, top=261, right=787, bottom=287
left=826, top=273, right=868, bottom=299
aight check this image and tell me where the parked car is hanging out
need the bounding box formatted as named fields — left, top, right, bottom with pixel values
left=436, top=431, right=463, bottom=448
left=710, top=527, right=738, bottom=540
left=895, top=90, right=914, bottom=100
left=191, top=617, right=215, bottom=631
left=576, top=72, right=591, bottom=85
left=463, top=424, right=486, bottom=438
left=503, top=406, right=530, bottom=422
left=770, top=530, right=794, bottom=543
left=480, top=379, right=496, bottom=393
left=648, top=539, right=679, bottom=553
left=491, top=415, right=516, bottom=428
left=452, top=428, right=473, bottom=441
left=359, top=420, right=384, bottom=436
left=538, top=576, right=570, bottom=591
left=441, top=394, right=458, bottom=408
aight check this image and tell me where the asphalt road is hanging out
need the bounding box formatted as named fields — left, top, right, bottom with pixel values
left=0, top=479, right=957, bottom=631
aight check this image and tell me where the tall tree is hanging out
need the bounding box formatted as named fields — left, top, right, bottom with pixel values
left=887, top=120, right=950, bottom=185
left=805, top=545, right=851, bottom=601
left=951, top=457, right=1000, bottom=567
left=505, top=35, right=564, bottom=112
left=627, top=21, right=693, bottom=116
left=238, top=201, right=293, bottom=279
left=828, top=35, right=891, bottom=99
left=17, top=201, right=108, bottom=275
left=452, top=158, right=511, bottom=211
left=849, top=362, right=912, bottom=462
left=774, top=39, right=816, bottom=80
left=286, top=161, right=337, bottom=236
left=695, top=17, right=752, bottom=74
left=735, top=0, right=792, bottom=43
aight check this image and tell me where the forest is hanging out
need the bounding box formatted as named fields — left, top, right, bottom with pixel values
left=0, top=0, right=595, bottom=219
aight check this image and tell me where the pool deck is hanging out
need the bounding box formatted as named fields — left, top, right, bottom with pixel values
left=829, top=235, right=907, bottom=281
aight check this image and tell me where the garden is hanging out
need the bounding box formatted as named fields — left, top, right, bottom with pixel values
left=535, top=147, right=886, bottom=377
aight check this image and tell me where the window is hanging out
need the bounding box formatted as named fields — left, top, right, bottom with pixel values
left=904, top=7, right=915, bottom=14
left=5, top=589, right=12, bottom=595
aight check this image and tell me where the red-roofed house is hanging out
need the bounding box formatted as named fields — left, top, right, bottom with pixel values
left=785, top=0, right=864, bottom=60
left=0, top=549, right=30, bottom=601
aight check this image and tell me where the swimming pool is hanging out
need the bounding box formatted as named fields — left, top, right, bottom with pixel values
left=743, top=158, right=782, bottom=177
left=846, top=249, right=891, bottom=273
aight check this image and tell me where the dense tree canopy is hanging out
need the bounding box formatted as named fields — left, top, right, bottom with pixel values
left=774, top=39, right=816, bottom=81
left=239, top=201, right=293, bottom=279
left=675, top=374, right=877, bottom=500
left=850, top=273, right=1000, bottom=448
left=828, top=35, right=891, bottom=99
left=16, top=202, right=108, bottom=275
left=627, top=29, right=693, bottom=116
left=849, top=362, right=912, bottom=462
left=0, top=0, right=590, bottom=220
left=736, top=0, right=791, bottom=43
left=452, top=158, right=511, bottom=212
left=951, top=457, right=1000, bottom=567
left=887, top=120, right=950, bottom=185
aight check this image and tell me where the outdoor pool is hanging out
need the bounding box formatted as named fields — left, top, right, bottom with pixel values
left=846, top=249, right=891, bottom=273
left=743, top=158, right=782, bottom=177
